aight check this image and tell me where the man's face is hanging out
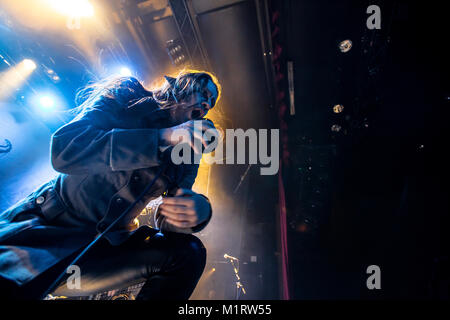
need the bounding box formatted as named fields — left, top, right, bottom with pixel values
left=176, top=79, right=218, bottom=122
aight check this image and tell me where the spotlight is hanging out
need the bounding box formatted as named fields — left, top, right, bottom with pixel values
left=23, top=59, right=37, bottom=71
left=39, top=96, right=55, bottom=109
left=333, top=104, right=344, bottom=113
left=46, top=0, right=94, bottom=18
left=331, top=124, right=342, bottom=132
left=166, top=39, right=188, bottom=66
left=30, top=92, right=64, bottom=116
left=0, top=59, right=37, bottom=99
left=338, top=40, right=352, bottom=53
left=119, top=67, right=132, bottom=77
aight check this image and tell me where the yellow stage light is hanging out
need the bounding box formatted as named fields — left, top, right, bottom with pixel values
left=0, top=59, right=37, bottom=100
left=23, top=59, right=37, bottom=71
left=333, top=104, right=344, bottom=113
left=339, top=39, right=352, bottom=53
left=45, top=0, right=94, bottom=18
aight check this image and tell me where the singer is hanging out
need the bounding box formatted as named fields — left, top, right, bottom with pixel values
left=0, top=70, right=221, bottom=300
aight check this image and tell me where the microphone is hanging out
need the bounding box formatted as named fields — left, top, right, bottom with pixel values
left=224, top=253, right=239, bottom=261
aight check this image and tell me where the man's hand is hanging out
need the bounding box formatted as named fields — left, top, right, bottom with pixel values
left=158, top=119, right=218, bottom=155
left=158, top=188, right=211, bottom=229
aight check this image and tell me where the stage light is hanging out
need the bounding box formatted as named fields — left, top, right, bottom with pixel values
left=39, top=96, right=55, bottom=109
left=296, top=223, right=308, bottom=233
left=29, top=92, right=65, bottom=116
left=23, top=59, right=37, bottom=71
left=45, top=0, right=94, bottom=18
left=331, top=124, right=342, bottom=132
left=119, top=67, right=132, bottom=77
left=339, top=40, right=352, bottom=53
left=166, top=39, right=188, bottom=66
left=202, top=266, right=216, bottom=278
left=333, top=104, right=344, bottom=113
left=0, top=59, right=37, bottom=99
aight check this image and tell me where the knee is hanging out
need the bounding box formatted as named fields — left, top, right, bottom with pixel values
left=173, top=234, right=207, bottom=274
left=185, top=234, right=207, bottom=267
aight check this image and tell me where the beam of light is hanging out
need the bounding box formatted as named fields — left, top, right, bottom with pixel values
left=202, top=266, right=216, bottom=280
left=2, top=1, right=120, bottom=75
left=45, top=0, right=94, bottom=18
left=0, top=59, right=37, bottom=100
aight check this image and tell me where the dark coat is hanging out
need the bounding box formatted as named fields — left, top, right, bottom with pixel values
left=0, top=83, right=211, bottom=286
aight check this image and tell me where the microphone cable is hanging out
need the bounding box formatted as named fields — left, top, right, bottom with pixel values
left=41, top=163, right=168, bottom=299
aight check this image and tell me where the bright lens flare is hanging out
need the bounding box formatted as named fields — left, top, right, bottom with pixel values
left=31, top=92, right=63, bottom=115
left=119, top=67, right=132, bottom=77
left=39, top=96, right=55, bottom=109
left=45, top=0, right=94, bottom=17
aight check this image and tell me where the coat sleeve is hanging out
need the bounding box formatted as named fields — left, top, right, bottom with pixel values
left=152, top=162, right=212, bottom=234
left=176, top=163, right=213, bottom=232
left=51, top=106, right=161, bottom=175
left=153, top=193, right=212, bottom=234
left=178, top=163, right=200, bottom=189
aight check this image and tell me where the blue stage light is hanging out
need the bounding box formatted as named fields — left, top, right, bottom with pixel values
left=39, top=95, right=55, bottom=109
left=29, top=92, right=63, bottom=117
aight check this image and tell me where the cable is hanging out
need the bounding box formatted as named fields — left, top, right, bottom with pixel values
left=41, top=164, right=168, bottom=299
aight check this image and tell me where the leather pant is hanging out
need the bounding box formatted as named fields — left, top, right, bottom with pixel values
left=2, top=230, right=206, bottom=300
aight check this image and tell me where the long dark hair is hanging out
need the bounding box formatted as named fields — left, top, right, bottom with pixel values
left=72, top=76, right=150, bottom=119
left=152, top=69, right=221, bottom=108
left=72, top=70, right=221, bottom=120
